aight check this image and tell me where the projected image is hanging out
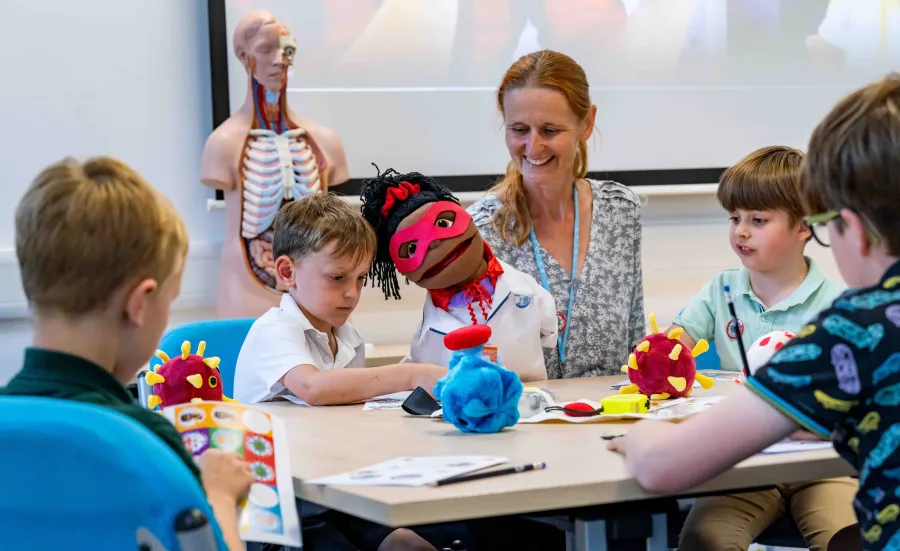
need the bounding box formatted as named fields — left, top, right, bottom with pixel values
left=807, top=0, right=900, bottom=69
left=226, top=0, right=898, bottom=90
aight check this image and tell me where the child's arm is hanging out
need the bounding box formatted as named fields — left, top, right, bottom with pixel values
left=607, top=387, right=798, bottom=493
left=197, top=449, right=254, bottom=551
left=666, top=280, right=717, bottom=347
left=282, top=362, right=447, bottom=406
left=666, top=323, right=697, bottom=350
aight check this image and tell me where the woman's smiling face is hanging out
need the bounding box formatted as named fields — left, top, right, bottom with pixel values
left=503, top=86, right=595, bottom=189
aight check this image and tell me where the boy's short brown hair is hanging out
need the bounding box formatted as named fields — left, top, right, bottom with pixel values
left=16, top=157, right=188, bottom=316
left=717, top=146, right=806, bottom=225
left=273, top=194, right=376, bottom=265
left=801, top=73, right=900, bottom=256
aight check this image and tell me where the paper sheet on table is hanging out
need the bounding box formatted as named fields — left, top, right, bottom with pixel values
left=610, top=379, right=701, bottom=390
left=609, top=370, right=744, bottom=390
left=281, top=390, right=413, bottom=407
left=759, top=439, right=833, bottom=455
left=363, top=399, right=406, bottom=411
left=307, top=456, right=508, bottom=487
left=517, top=396, right=723, bottom=423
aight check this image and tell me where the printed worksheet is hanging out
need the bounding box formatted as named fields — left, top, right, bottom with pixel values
left=307, top=456, right=508, bottom=487
left=162, top=401, right=301, bottom=548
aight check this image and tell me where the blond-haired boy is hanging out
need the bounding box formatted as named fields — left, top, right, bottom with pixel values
left=0, top=157, right=252, bottom=551
left=234, top=193, right=446, bottom=406
left=234, top=193, right=453, bottom=550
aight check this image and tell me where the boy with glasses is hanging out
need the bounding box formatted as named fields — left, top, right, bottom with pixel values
left=610, top=73, right=900, bottom=551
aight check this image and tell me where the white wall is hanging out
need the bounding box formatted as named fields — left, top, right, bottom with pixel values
left=0, top=0, right=222, bottom=382
left=0, top=1, right=843, bottom=386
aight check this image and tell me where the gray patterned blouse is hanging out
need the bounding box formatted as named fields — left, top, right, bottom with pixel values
left=468, top=179, right=646, bottom=378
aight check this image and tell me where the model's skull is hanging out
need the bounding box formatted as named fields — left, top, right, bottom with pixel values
left=279, top=35, right=297, bottom=65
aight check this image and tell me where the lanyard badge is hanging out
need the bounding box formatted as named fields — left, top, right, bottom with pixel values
left=531, top=184, right=581, bottom=366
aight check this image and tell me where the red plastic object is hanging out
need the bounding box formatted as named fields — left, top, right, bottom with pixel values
left=563, top=401, right=598, bottom=417
left=444, top=325, right=492, bottom=351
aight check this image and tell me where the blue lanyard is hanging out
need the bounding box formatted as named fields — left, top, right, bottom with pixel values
left=529, top=184, right=580, bottom=365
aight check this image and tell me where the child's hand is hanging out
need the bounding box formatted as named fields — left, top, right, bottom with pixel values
left=197, top=448, right=254, bottom=505
left=606, top=436, right=627, bottom=455
left=788, top=429, right=821, bottom=441
left=413, top=365, right=448, bottom=397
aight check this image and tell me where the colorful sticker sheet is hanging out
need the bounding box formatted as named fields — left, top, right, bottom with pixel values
left=162, top=401, right=301, bottom=548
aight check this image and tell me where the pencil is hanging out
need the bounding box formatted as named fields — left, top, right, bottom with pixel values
left=430, top=462, right=547, bottom=486
left=724, top=285, right=751, bottom=377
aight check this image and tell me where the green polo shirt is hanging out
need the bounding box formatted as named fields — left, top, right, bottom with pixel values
left=0, top=348, right=201, bottom=484
left=673, top=257, right=846, bottom=371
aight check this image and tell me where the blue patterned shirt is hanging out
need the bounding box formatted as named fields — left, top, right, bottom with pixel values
left=747, top=260, right=900, bottom=550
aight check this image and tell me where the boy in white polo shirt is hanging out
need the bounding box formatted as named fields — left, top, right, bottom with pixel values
left=233, top=194, right=453, bottom=551
left=234, top=194, right=446, bottom=407
left=669, top=146, right=856, bottom=551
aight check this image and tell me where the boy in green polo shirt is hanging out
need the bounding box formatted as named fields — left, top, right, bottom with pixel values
left=0, top=157, right=252, bottom=551
left=668, top=146, right=857, bottom=551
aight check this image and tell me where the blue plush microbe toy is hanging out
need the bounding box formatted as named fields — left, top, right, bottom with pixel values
left=433, top=325, right=524, bottom=433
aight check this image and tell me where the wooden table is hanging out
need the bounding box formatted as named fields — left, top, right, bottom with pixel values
left=259, top=376, right=855, bottom=549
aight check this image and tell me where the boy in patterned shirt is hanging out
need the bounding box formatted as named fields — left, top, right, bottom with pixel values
left=608, top=74, right=900, bottom=551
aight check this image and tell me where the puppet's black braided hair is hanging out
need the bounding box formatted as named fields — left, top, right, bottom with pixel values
left=360, top=164, right=459, bottom=300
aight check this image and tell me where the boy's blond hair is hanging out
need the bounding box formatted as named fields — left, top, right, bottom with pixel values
left=802, top=73, right=900, bottom=256
left=15, top=157, right=188, bottom=316
left=717, top=146, right=806, bottom=225
left=273, top=194, right=376, bottom=265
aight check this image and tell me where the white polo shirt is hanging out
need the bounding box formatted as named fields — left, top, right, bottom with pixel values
left=404, top=260, right=557, bottom=382
left=233, top=293, right=366, bottom=404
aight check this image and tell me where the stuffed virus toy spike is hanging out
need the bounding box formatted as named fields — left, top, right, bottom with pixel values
left=144, top=340, right=237, bottom=409
left=433, top=325, right=523, bottom=433
left=619, top=314, right=715, bottom=400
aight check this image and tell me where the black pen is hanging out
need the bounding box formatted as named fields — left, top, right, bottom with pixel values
left=430, top=462, right=547, bottom=487
left=724, top=285, right=751, bottom=377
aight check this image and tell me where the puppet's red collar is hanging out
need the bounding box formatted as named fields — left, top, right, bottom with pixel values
left=429, top=243, right=504, bottom=319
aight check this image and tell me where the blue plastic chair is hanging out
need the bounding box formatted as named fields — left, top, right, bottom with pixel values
left=150, top=318, right=256, bottom=399
left=693, top=339, right=721, bottom=371
left=0, top=396, right=226, bottom=550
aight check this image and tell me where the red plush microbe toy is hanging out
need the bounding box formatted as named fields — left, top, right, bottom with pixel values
left=619, top=314, right=715, bottom=400
left=144, top=340, right=237, bottom=409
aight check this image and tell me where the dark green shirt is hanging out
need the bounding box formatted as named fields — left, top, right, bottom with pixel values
left=0, top=348, right=202, bottom=484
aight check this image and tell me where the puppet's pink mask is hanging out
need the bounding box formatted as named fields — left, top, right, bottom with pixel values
left=389, top=202, right=472, bottom=274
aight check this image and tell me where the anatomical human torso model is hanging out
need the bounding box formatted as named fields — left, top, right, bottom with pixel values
left=200, top=10, right=349, bottom=318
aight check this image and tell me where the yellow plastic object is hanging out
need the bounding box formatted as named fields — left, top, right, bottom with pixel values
left=601, top=393, right=650, bottom=415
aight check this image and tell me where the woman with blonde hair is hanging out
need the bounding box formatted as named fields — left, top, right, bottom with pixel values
left=469, top=49, right=645, bottom=378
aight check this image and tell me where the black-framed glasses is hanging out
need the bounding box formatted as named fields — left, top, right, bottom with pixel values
left=804, top=210, right=881, bottom=248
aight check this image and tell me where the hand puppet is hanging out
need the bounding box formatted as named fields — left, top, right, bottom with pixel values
left=359, top=166, right=555, bottom=380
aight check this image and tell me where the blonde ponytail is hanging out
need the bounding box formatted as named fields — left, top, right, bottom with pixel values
left=491, top=162, right=532, bottom=247
left=574, top=140, right=588, bottom=179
